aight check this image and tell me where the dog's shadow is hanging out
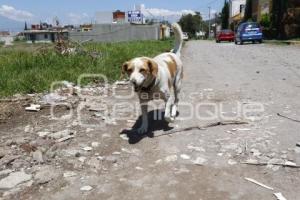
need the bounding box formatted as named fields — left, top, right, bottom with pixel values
left=120, top=110, right=174, bottom=144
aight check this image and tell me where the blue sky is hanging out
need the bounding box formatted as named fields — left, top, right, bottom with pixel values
left=0, top=0, right=223, bottom=31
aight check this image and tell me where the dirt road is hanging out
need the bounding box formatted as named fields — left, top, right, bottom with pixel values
left=1, top=41, right=300, bottom=200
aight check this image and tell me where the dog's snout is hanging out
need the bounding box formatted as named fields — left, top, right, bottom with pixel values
left=131, top=79, right=137, bottom=86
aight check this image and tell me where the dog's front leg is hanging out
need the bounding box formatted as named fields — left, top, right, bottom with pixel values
left=137, top=103, right=148, bottom=134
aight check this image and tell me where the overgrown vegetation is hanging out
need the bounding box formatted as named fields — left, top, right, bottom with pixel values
left=221, top=0, right=230, bottom=29
left=178, top=12, right=203, bottom=38
left=0, top=39, right=173, bottom=97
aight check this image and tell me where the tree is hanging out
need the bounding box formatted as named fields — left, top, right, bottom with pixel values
left=244, top=0, right=253, bottom=22
left=270, top=0, right=288, bottom=39
left=178, top=12, right=202, bottom=38
left=221, top=0, right=230, bottom=29
left=24, top=22, right=28, bottom=30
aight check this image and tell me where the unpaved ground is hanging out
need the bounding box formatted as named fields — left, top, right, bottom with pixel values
left=1, top=41, right=300, bottom=200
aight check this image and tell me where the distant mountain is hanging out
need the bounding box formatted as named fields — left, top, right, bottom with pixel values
left=0, top=16, right=24, bottom=33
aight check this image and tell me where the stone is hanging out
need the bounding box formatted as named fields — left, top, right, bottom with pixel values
left=192, top=157, right=207, bottom=166
left=112, top=152, right=121, bottom=155
left=35, top=166, right=59, bottom=184
left=91, top=142, right=99, bottom=148
left=295, top=147, right=300, bottom=154
left=49, top=130, right=74, bottom=140
left=78, top=157, right=87, bottom=163
left=36, top=131, right=50, bottom=138
left=80, top=185, right=93, bottom=191
left=0, top=171, right=32, bottom=190
left=32, top=150, right=44, bottom=163
left=228, top=159, right=238, bottom=165
left=165, top=155, right=178, bottom=162
left=57, top=135, right=75, bottom=143
left=0, top=169, right=13, bottom=176
left=251, top=149, right=262, bottom=157
left=82, top=147, right=93, bottom=151
left=63, top=171, right=77, bottom=178
left=105, top=156, right=117, bottom=163
left=180, top=154, right=191, bottom=160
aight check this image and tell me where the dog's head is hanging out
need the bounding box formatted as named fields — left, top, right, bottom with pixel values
left=122, top=57, right=158, bottom=92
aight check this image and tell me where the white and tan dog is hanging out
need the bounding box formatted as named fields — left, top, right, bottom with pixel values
left=122, top=23, right=184, bottom=134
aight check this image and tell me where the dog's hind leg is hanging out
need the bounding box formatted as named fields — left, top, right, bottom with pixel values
left=171, top=72, right=182, bottom=118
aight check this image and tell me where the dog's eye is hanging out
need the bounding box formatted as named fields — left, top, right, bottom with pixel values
left=140, top=69, right=146, bottom=73
left=127, top=69, right=133, bottom=73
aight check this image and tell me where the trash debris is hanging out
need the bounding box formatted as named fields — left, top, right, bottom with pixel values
left=244, top=178, right=274, bottom=190
left=80, top=185, right=93, bottom=191
left=277, top=113, right=300, bottom=123
left=49, top=130, right=74, bottom=140
left=25, top=104, right=41, bottom=112
left=242, top=160, right=300, bottom=168
left=228, top=159, right=238, bottom=165
left=296, top=142, right=300, bottom=147
left=274, top=192, right=287, bottom=200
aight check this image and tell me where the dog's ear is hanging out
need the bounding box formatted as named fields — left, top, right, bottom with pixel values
left=122, top=62, right=129, bottom=75
left=147, top=59, right=158, bottom=77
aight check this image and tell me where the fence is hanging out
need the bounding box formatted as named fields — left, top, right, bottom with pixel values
left=69, top=23, right=161, bottom=43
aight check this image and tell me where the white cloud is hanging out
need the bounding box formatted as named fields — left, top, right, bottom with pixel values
left=143, top=8, right=196, bottom=18
left=0, top=5, right=33, bottom=22
left=67, top=13, right=90, bottom=25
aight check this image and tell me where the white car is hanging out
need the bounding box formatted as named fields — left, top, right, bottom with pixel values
left=183, top=32, right=189, bottom=40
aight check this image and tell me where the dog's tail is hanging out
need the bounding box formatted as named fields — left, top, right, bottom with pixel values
left=171, top=23, right=184, bottom=57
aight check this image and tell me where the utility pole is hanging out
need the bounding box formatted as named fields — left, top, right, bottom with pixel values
left=208, top=6, right=211, bottom=38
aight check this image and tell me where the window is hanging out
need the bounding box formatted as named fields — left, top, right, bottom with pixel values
left=44, top=34, right=48, bottom=39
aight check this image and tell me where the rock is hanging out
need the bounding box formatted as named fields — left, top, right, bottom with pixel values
left=105, top=156, right=117, bottom=163
left=0, top=171, right=32, bottom=190
left=34, top=166, right=59, bottom=184
left=49, top=130, right=74, bottom=140
left=192, top=157, right=207, bottom=166
left=37, top=131, right=50, bottom=138
left=91, top=142, right=99, bottom=148
left=63, top=171, right=77, bottom=178
left=165, top=155, right=178, bottom=162
left=251, top=149, right=262, bottom=157
left=80, top=185, right=93, bottom=191
left=180, top=154, right=191, bottom=160
left=187, top=145, right=205, bottom=152
left=32, top=150, right=44, bottom=163
left=0, top=155, right=20, bottom=166
left=135, top=167, right=143, bottom=171
left=112, top=152, right=121, bottom=155
left=82, top=147, right=93, bottom=151
left=0, top=169, right=13, bottom=176
left=228, top=159, right=238, bottom=165
left=57, top=135, right=75, bottom=143
left=78, top=157, right=87, bottom=163
left=120, top=134, right=129, bottom=141
left=295, top=147, right=300, bottom=154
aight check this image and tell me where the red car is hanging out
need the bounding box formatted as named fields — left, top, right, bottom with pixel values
left=216, top=29, right=235, bottom=43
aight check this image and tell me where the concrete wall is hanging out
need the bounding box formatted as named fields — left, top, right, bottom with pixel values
left=69, top=24, right=160, bottom=43
left=0, top=36, right=13, bottom=45
left=230, top=0, right=246, bottom=18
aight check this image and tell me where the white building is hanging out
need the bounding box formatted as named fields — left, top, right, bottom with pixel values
left=229, top=0, right=246, bottom=23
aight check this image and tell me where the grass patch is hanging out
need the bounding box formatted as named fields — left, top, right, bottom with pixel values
left=0, top=39, right=173, bottom=97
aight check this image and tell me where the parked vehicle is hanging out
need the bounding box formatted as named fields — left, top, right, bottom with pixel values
left=235, top=22, right=263, bottom=45
left=183, top=32, right=189, bottom=41
left=216, top=29, right=235, bottom=43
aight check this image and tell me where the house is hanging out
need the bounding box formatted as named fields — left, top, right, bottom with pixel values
left=113, top=10, right=126, bottom=23
left=23, top=29, right=69, bottom=43
left=252, top=0, right=272, bottom=22
left=229, top=0, right=246, bottom=28
left=0, top=31, right=13, bottom=46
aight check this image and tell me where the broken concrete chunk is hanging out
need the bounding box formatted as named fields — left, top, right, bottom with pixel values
left=34, top=166, right=59, bottom=184
left=0, top=171, right=32, bottom=190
